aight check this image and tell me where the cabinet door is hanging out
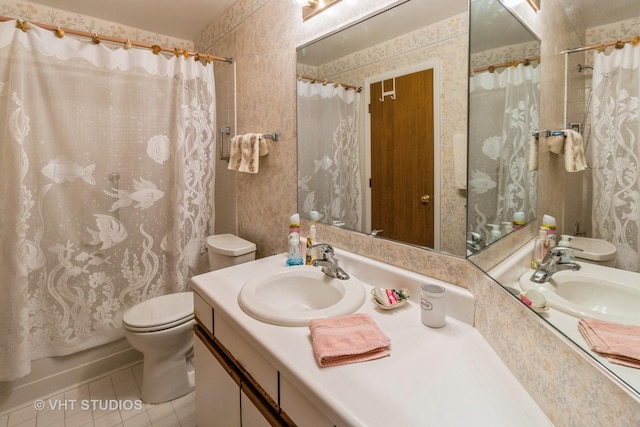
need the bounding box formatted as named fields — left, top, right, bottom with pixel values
left=194, top=336, right=241, bottom=427
left=241, top=388, right=271, bottom=427
left=280, top=376, right=334, bottom=427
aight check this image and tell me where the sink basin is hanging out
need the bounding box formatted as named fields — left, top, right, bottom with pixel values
left=519, top=262, right=640, bottom=324
left=238, top=265, right=366, bottom=326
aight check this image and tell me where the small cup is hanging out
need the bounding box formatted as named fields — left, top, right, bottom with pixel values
left=420, top=284, right=447, bottom=328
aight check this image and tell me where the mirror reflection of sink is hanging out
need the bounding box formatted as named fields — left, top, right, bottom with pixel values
left=519, top=262, right=640, bottom=324
left=238, top=266, right=366, bottom=326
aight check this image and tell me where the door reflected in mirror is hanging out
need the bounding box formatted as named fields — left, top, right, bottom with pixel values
left=466, top=0, right=540, bottom=255
left=296, top=0, right=468, bottom=256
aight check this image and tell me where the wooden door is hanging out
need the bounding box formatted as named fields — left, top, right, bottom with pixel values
left=370, top=69, right=435, bottom=247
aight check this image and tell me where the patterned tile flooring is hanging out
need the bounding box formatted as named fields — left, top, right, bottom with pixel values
left=0, top=364, right=194, bottom=427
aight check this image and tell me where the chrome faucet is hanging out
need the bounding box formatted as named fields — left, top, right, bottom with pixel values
left=310, top=244, right=350, bottom=280
left=530, top=246, right=582, bottom=283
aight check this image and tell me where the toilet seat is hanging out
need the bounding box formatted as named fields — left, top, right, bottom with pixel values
left=123, top=292, right=194, bottom=333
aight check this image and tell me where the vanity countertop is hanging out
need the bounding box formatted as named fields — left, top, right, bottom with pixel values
left=191, top=252, right=553, bottom=427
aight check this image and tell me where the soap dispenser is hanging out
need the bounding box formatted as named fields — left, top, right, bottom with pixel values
left=488, top=224, right=502, bottom=243
left=532, top=227, right=547, bottom=268
left=286, top=232, right=304, bottom=266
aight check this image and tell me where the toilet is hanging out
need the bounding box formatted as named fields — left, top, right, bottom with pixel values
left=123, top=234, right=256, bottom=403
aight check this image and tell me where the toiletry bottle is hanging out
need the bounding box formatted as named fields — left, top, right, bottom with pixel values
left=286, top=232, right=304, bottom=266
left=488, top=224, right=502, bottom=243
left=501, top=221, right=514, bottom=235
left=532, top=227, right=547, bottom=268
left=513, top=211, right=525, bottom=230
left=542, top=214, right=557, bottom=249
left=305, top=225, right=316, bottom=265
left=288, top=213, right=305, bottom=258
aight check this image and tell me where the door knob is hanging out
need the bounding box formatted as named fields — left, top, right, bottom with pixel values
left=420, top=195, right=431, bottom=204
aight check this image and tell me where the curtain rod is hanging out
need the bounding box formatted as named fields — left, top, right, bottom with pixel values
left=0, top=16, right=233, bottom=64
left=471, top=55, right=540, bottom=75
left=561, top=35, right=640, bottom=54
left=297, top=73, right=362, bottom=92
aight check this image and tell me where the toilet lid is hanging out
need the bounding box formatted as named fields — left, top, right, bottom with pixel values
left=123, top=292, right=193, bottom=330
left=207, top=234, right=256, bottom=256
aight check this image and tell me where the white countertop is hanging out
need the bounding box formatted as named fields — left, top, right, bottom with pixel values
left=191, top=251, right=553, bottom=427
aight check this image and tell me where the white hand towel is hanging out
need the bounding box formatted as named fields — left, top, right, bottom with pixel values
left=453, top=133, right=467, bottom=190
left=546, top=135, right=564, bottom=154
left=228, top=133, right=269, bottom=173
left=564, top=129, right=587, bottom=172
left=227, top=135, right=243, bottom=171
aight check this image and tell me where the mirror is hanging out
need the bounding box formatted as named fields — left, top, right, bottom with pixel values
left=472, top=0, right=640, bottom=397
left=466, top=0, right=540, bottom=255
left=296, top=0, right=468, bottom=256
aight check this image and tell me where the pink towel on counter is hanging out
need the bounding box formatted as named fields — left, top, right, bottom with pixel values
left=578, top=318, right=640, bottom=368
left=308, top=313, right=391, bottom=368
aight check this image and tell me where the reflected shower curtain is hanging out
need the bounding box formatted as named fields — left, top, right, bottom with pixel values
left=468, top=64, right=539, bottom=241
left=591, top=44, right=640, bottom=272
left=0, top=20, right=215, bottom=380
left=297, top=80, right=362, bottom=229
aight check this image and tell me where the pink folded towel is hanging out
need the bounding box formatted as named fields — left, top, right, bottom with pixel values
left=578, top=318, right=640, bottom=368
left=308, top=313, right=391, bottom=368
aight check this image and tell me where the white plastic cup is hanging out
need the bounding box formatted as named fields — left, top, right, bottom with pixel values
left=420, top=284, right=447, bottom=328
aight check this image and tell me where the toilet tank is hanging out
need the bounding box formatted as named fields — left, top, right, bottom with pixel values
left=206, top=234, right=257, bottom=271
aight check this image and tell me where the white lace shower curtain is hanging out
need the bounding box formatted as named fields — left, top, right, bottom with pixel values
left=591, top=44, right=640, bottom=272
left=297, top=80, right=362, bottom=229
left=468, top=64, right=539, bottom=241
left=0, top=20, right=216, bottom=381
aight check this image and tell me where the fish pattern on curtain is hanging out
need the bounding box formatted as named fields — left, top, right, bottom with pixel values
left=467, top=64, right=540, bottom=243
left=296, top=80, right=362, bottom=230
left=591, top=44, right=640, bottom=272
left=0, top=21, right=215, bottom=381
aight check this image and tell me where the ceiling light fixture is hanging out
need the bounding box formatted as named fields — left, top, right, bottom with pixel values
left=302, top=0, right=342, bottom=21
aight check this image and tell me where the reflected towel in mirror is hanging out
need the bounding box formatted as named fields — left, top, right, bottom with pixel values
left=578, top=318, right=640, bottom=368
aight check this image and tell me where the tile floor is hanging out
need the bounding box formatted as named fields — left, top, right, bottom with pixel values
left=0, top=364, right=195, bottom=427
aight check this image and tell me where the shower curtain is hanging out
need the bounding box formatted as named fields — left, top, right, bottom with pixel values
left=468, top=64, right=540, bottom=241
left=296, top=80, right=362, bottom=230
left=0, top=20, right=216, bottom=381
left=591, top=44, right=640, bottom=272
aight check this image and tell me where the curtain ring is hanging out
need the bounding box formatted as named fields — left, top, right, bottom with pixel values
left=54, top=26, right=65, bottom=38
left=151, top=45, right=162, bottom=55
left=123, top=39, right=132, bottom=50
left=193, top=53, right=200, bottom=61
left=614, top=40, right=625, bottom=49
left=15, top=19, right=30, bottom=32
left=174, top=48, right=184, bottom=57
left=92, top=34, right=101, bottom=44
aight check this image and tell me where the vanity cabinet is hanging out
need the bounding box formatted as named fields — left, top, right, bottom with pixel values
left=193, top=291, right=334, bottom=427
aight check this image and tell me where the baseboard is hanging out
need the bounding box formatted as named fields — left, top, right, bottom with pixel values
left=0, top=339, right=143, bottom=415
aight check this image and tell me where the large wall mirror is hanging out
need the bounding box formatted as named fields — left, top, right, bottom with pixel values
left=296, top=0, right=468, bottom=256
left=466, top=0, right=540, bottom=254
left=473, top=0, right=640, bottom=398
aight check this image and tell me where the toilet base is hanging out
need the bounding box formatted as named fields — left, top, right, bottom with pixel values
left=141, top=352, right=195, bottom=404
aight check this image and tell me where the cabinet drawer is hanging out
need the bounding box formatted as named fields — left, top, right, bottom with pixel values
left=193, top=291, right=213, bottom=336
left=214, top=311, right=279, bottom=401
